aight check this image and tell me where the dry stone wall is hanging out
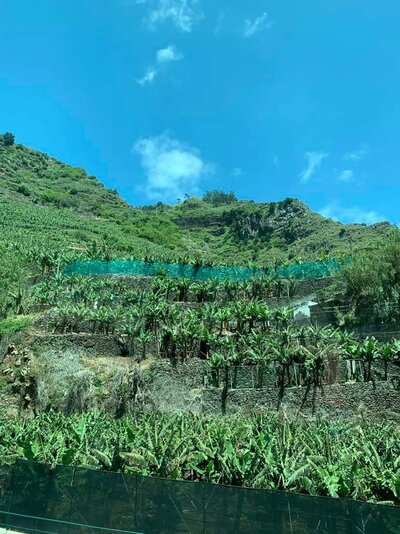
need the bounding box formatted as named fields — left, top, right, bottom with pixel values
left=202, top=382, right=400, bottom=416
left=28, top=333, right=126, bottom=358
left=147, top=359, right=400, bottom=416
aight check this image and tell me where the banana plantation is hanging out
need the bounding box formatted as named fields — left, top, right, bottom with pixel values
left=1, top=242, right=400, bottom=507
left=25, top=272, right=400, bottom=387
left=0, top=411, right=399, bottom=504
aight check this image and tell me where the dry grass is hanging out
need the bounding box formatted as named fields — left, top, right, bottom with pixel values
left=33, top=349, right=96, bottom=413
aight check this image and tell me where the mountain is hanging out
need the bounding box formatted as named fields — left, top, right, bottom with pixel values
left=0, top=138, right=393, bottom=267
left=151, top=197, right=393, bottom=264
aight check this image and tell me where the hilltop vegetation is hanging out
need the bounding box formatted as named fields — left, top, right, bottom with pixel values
left=0, top=135, right=397, bottom=318
left=0, top=137, right=394, bottom=262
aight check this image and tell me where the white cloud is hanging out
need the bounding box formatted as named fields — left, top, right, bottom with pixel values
left=231, top=167, right=245, bottom=177
left=299, top=151, right=328, bottom=183
left=344, top=147, right=368, bottom=162
left=243, top=12, right=272, bottom=37
left=337, top=169, right=354, bottom=183
left=137, top=68, right=157, bottom=86
left=148, top=0, right=202, bottom=32
left=156, top=45, right=183, bottom=63
left=138, top=45, right=183, bottom=85
left=134, top=133, right=212, bottom=201
left=319, top=204, right=385, bottom=225
left=119, top=0, right=147, bottom=5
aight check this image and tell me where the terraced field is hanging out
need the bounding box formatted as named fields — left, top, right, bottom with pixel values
left=1, top=140, right=400, bottom=508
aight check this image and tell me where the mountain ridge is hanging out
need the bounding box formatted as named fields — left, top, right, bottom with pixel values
left=0, top=138, right=394, bottom=266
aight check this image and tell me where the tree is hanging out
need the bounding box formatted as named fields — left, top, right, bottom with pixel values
left=202, top=190, right=237, bottom=206
left=176, top=278, right=191, bottom=302
left=343, top=232, right=400, bottom=324
left=1, top=132, right=15, bottom=146
left=0, top=245, right=28, bottom=318
left=138, top=329, right=152, bottom=362
left=380, top=342, right=394, bottom=381
left=357, top=337, right=379, bottom=382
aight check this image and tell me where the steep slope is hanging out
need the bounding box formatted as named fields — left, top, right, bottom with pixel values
left=158, top=196, right=393, bottom=264
left=0, top=141, right=183, bottom=255
left=0, top=138, right=395, bottom=266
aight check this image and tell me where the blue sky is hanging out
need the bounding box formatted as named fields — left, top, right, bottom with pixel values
left=0, top=0, right=399, bottom=224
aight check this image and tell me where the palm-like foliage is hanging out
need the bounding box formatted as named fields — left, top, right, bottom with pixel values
left=0, top=411, right=399, bottom=504
left=42, top=273, right=400, bottom=388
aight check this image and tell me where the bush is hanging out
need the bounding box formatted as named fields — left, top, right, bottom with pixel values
left=344, top=231, right=400, bottom=324
left=41, top=189, right=64, bottom=205
left=203, top=190, right=237, bottom=206
left=33, top=350, right=95, bottom=413
left=1, top=132, right=15, bottom=147
left=0, top=316, right=33, bottom=336
left=17, top=184, right=31, bottom=196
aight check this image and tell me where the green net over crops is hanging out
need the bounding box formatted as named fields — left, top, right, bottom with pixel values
left=64, top=259, right=342, bottom=281
left=0, top=461, right=398, bottom=534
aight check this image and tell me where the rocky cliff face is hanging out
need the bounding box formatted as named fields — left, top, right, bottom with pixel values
left=225, top=199, right=310, bottom=241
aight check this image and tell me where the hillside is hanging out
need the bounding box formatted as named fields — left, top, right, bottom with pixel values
left=152, top=197, right=393, bottom=264
left=1, top=137, right=400, bottom=510
left=0, top=138, right=394, bottom=266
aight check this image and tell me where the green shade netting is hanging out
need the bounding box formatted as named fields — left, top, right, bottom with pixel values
left=0, top=461, right=398, bottom=534
left=64, top=259, right=342, bottom=281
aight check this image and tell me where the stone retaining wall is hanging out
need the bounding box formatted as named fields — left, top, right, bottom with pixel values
left=146, top=358, right=400, bottom=391
left=28, top=333, right=127, bottom=358
left=149, top=358, right=207, bottom=389
left=206, top=360, right=400, bottom=389
left=147, top=359, right=400, bottom=416
left=202, top=382, right=400, bottom=416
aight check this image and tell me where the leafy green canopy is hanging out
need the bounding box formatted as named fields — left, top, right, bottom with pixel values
left=203, top=189, right=237, bottom=205
left=0, top=132, right=15, bottom=147
left=0, top=411, right=399, bottom=504
left=343, top=232, right=400, bottom=324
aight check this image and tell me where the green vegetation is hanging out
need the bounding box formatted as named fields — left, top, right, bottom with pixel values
left=343, top=232, right=400, bottom=325
left=0, top=132, right=15, bottom=147
left=23, top=274, right=400, bottom=390
left=0, top=411, right=399, bottom=504
left=1, top=137, right=400, bottom=509
left=0, top=137, right=396, bottom=319
left=0, top=315, right=34, bottom=336
left=203, top=189, right=237, bottom=205
left=0, top=242, right=29, bottom=317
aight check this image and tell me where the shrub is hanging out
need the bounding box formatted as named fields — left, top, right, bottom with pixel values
left=344, top=231, right=400, bottom=324
left=17, top=184, right=31, bottom=196
left=0, top=316, right=33, bottom=336
left=203, top=190, right=237, bottom=206
left=1, top=132, right=15, bottom=147
left=33, top=350, right=96, bottom=413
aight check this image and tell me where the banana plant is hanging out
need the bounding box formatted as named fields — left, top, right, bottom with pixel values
left=358, top=337, right=379, bottom=382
